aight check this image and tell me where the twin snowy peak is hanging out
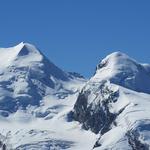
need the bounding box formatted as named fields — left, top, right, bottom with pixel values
left=0, top=42, right=150, bottom=150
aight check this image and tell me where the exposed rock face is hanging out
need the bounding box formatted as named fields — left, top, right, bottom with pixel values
left=126, top=120, right=150, bottom=150
left=126, top=130, right=149, bottom=150
left=73, top=81, right=119, bottom=134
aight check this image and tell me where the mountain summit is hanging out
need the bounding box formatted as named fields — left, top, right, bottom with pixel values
left=0, top=42, right=84, bottom=114
left=0, top=42, right=43, bottom=68
left=93, top=51, right=150, bottom=94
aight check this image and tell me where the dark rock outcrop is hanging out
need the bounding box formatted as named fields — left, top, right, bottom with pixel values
left=72, top=81, right=119, bottom=134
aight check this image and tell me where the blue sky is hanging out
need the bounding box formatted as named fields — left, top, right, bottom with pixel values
left=0, top=0, right=150, bottom=77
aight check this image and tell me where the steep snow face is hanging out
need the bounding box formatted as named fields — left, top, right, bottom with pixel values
left=93, top=52, right=150, bottom=94
left=0, top=42, right=85, bottom=113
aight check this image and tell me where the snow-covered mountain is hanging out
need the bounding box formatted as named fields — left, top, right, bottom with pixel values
left=0, top=45, right=150, bottom=150
left=73, top=52, right=150, bottom=149
left=0, top=42, right=89, bottom=150
left=94, top=52, right=150, bottom=93
left=0, top=42, right=84, bottom=115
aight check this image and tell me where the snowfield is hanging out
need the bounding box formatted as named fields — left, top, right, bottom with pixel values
left=0, top=43, right=149, bottom=150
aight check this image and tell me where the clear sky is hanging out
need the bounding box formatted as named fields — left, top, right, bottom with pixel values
left=0, top=0, right=150, bottom=77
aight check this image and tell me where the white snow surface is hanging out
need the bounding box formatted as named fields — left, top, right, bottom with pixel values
left=93, top=51, right=150, bottom=94
left=0, top=42, right=42, bottom=68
